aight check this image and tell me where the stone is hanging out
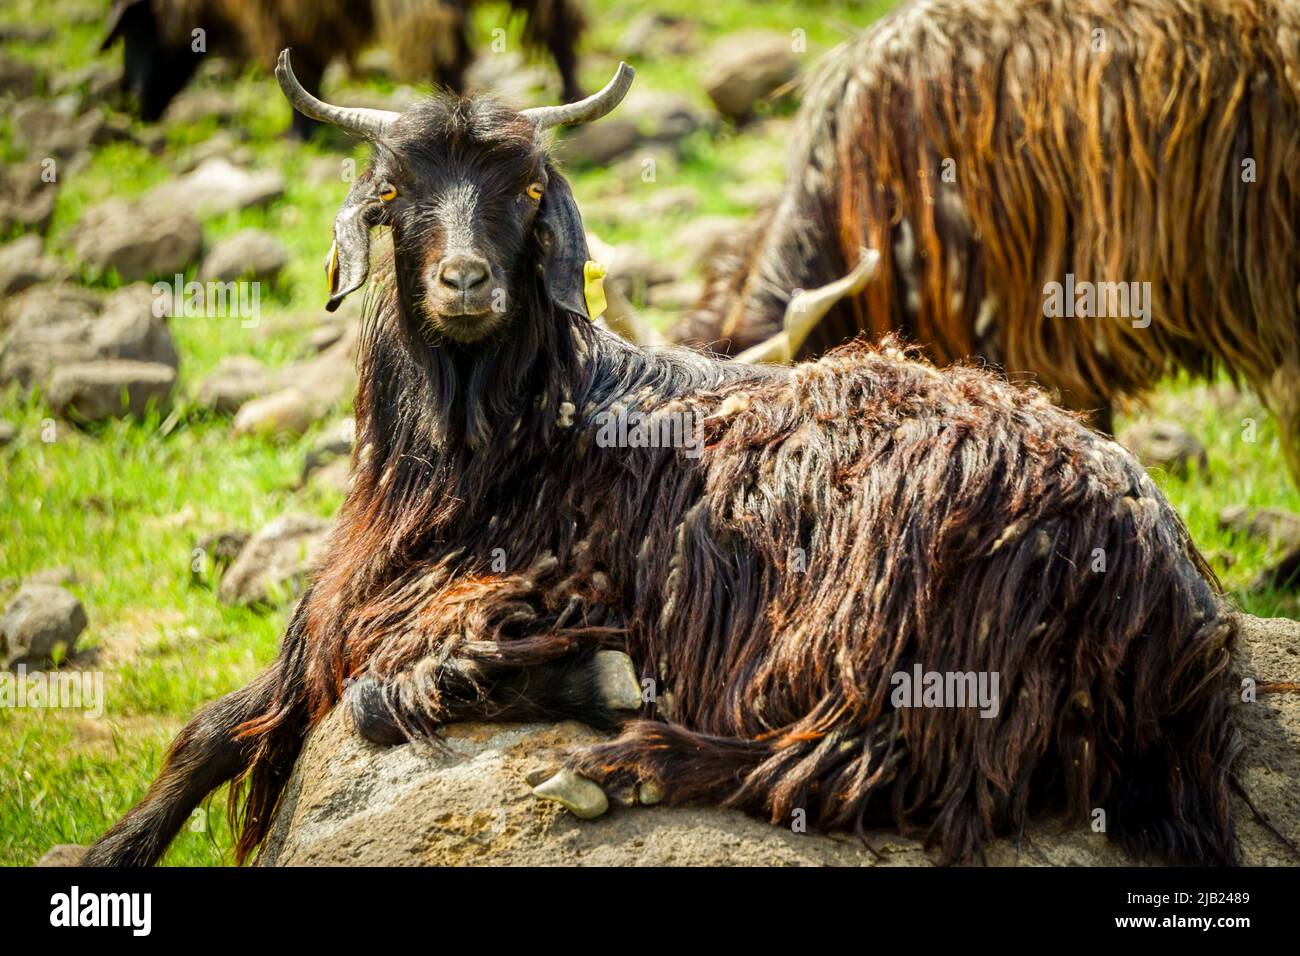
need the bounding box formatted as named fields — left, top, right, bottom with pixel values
left=0, top=283, right=99, bottom=335
left=1, top=584, right=87, bottom=668
left=0, top=419, right=14, bottom=445
left=46, top=360, right=176, bottom=422
left=620, top=13, right=699, bottom=58
left=89, top=284, right=179, bottom=369
left=218, top=514, right=333, bottom=607
left=232, top=387, right=319, bottom=440
left=72, top=199, right=203, bottom=282
left=161, top=88, right=243, bottom=126
left=148, top=158, right=284, bottom=219
left=196, top=355, right=276, bottom=414
left=623, top=89, right=709, bottom=144
left=0, top=55, right=39, bottom=98
left=11, top=101, right=130, bottom=165
left=34, top=844, right=89, bottom=867
left=646, top=279, right=705, bottom=312
left=1219, top=506, right=1300, bottom=549
left=1119, top=420, right=1209, bottom=476
left=0, top=234, right=66, bottom=296
left=703, top=31, right=801, bottom=121
left=0, top=163, right=58, bottom=234
left=195, top=530, right=251, bottom=573
left=556, top=119, right=641, bottom=167
left=199, top=229, right=289, bottom=284
left=259, top=614, right=1300, bottom=866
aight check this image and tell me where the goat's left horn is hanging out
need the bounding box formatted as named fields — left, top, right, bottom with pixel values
left=275, top=49, right=399, bottom=140
left=523, top=62, right=635, bottom=130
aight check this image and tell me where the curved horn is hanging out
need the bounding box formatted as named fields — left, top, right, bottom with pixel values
left=523, top=62, right=635, bottom=130
left=275, top=49, right=399, bottom=140
left=735, top=248, right=880, bottom=365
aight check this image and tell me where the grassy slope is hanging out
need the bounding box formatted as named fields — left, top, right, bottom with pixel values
left=0, top=0, right=1295, bottom=865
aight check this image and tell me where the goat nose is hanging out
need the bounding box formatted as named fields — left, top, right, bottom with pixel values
left=438, top=255, right=489, bottom=292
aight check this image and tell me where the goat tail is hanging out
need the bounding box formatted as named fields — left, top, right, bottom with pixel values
left=83, top=590, right=315, bottom=867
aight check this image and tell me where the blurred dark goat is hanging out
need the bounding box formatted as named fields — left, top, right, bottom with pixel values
left=86, top=52, right=1241, bottom=869
left=680, top=0, right=1300, bottom=482
left=103, top=0, right=586, bottom=138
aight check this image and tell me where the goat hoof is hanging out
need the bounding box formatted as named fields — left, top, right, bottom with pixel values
left=638, top=780, right=665, bottom=805
left=593, top=649, right=641, bottom=711
left=347, top=676, right=406, bottom=747
left=532, top=768, right=609, bottom=819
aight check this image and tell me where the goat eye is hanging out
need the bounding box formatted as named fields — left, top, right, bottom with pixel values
left=378, top=183, right=398, bottom=201
left=526, top=182, right=544, bottom=201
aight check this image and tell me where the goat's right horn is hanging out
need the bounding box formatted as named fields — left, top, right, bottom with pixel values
left=734, top=249, right=881, bottom=365
left=275, top=49, right=399, bottom=140
left=523, top=62, right=635, bottom=130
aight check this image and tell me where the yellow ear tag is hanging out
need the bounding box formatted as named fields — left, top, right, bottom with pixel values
left=584, top=260, right=607, bottom=320
left=326, top=241, right=339, bottom=293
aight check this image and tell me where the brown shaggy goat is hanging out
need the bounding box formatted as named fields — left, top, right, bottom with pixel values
left=85, top=55, right=1241, bottom=867
left=103, top=0, right=586, bottom=138
left=679, top=0, right=1300, bottom=479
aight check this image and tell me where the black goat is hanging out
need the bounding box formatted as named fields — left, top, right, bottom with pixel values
left=85, top=53, right=1240, bottom=867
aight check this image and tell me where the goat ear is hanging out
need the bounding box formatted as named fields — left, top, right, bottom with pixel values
left=325, top=186, right=381, bottom=313
left=536, top=167, right=592, bottom=318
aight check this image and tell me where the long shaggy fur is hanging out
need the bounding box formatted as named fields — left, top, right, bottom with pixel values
left=681, top=0, right=1300, bottom=475
left=90, top=96, right=1241, bottom=869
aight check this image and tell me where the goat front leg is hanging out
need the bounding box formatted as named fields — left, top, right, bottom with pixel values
left=348, top=643, right=643, bottom=746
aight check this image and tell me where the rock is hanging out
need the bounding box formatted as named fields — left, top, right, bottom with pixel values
left=1119, top=420, right=1208, bottom=476
left=0, top=163, right=58, bottom=234
left=623, top=89, right=709, bottom=144
left=49, top=63, right=121, bottom=102
left=148, top=158, right=284, bottom=219
left=199, top=229, right=289, bottom=284
left=0, top=307, right=98, bottom=389
left=72, top=199, right=203, bottom=282
left=46, top=360, right=176, bottom=422
left=260, top=613, right=1300, bottom=866
left=1, top=584, right=87, bottom=668
left=90, top=284, right=179, bottom=369
left=703, top=31, right=801, bottom=121
left=178, top=130, right=254, bottom=172
left=0, top=419, right=14, bottom=445
left=0, top=234, right=66, bottom=296
left=302, top=426, right=354, bottom=482
left=1219, top=506, right=1300, bottom=550
left=0, top=25, right=54, bottom=45
left=34, top=844, right=89, bottom=867
left=556, top=119, right=641, bottom=167
left=0, top=55, right=39, bottom=98
left=11, top=101, right=130, bottom=165
left=196, top=355, right=276, bottom=414
left=195, top=530, right=251, bottom=573
left=620, top=13, right=699, bottom=59
left=304, top=455, right=352, bottom=496
left=161, top=88, right=243, bottom=126
left=232, top=387, right=319, bottom=439
left=1, top=283, right=99, bottom=335
left=218, top=514, right=333, bottom=607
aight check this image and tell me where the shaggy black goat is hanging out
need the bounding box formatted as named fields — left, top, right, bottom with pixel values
left=103, top=0, right=586, bottom=138
left=86, top=54, right=1240, bottom=867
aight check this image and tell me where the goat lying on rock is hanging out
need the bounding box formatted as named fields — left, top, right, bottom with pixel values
left=87, top=54, right=1240, bottom=866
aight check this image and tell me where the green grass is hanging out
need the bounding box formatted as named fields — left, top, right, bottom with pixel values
left=1, top=0, right=1296, bottom=866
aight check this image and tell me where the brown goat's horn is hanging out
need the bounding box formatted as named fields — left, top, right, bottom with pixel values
left=275, top=49, right=399, bottom=140
left=523, top=63, right=635, bottom=130
left=735, top=249, right=880, bottom=364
